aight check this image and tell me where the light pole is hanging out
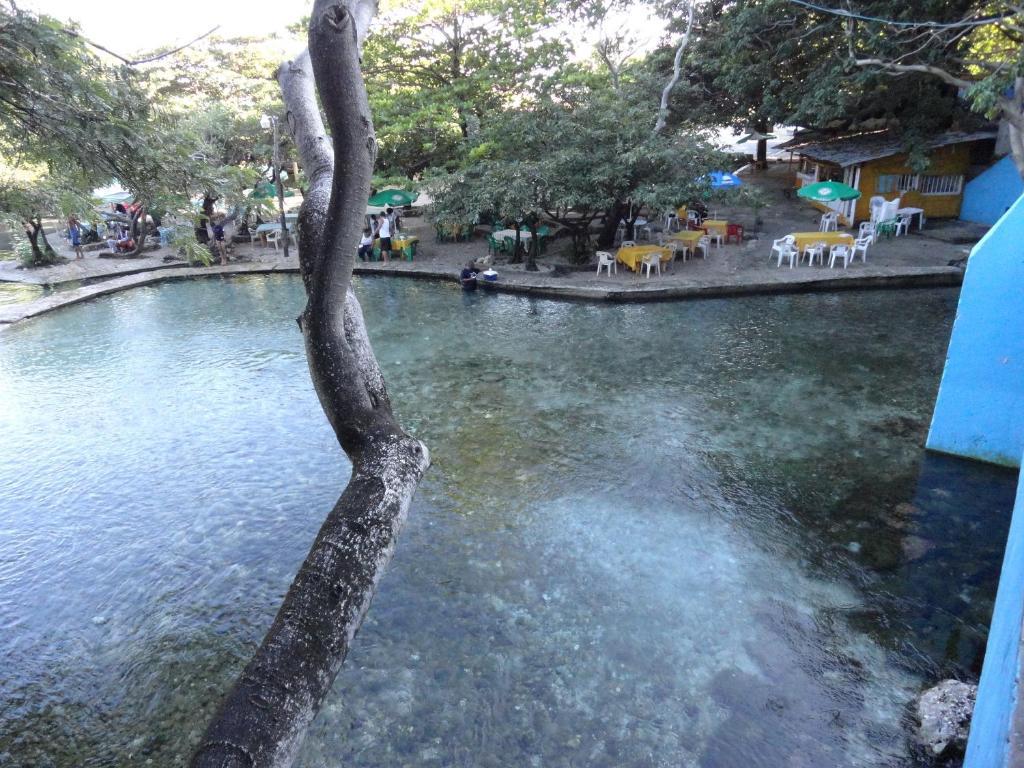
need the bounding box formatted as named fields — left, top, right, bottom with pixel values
left=261, top=114, right=290, bottom=259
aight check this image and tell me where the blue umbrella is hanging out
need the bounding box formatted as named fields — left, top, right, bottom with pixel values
left=706, top=171, right=743, bottom=189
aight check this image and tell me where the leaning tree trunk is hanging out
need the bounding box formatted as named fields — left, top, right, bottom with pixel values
left=190, top=2, right=430, bottom=766
left=22, top=216, right=55, bottom=265
left=127, top=206, right=148, bottom=257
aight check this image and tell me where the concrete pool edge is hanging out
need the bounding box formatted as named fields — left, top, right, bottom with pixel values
left=0, top=261, right=963, bottom=327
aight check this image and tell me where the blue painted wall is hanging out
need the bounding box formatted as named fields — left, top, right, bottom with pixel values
left=927, top=195, right=1024, bottom=467
left=964, top=454, right=1024, bottom=768
left=961, top=156, right=1023, bottom=226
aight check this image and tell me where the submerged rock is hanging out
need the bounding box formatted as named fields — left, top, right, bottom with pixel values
left=916, top=679, right=977, bottom=756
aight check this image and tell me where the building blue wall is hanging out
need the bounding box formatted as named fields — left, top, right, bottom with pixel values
left=964, top=455, right=1024, bottom=768
left=927, top=194, right=1024, bottom=467
left=961, top=156, right=1023, bottom=226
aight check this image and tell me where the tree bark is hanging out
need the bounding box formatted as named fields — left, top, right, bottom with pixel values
left=127, top=206, right=148, bottom=257
left=190, top=2, right=430, bottom=766
left=654, top=0, right=695, bottom=134
left=754, top=119, right=768, bottom=168
left=597, top=201, right=627, bottom=248
left=22, top=216, right=55, bottom=265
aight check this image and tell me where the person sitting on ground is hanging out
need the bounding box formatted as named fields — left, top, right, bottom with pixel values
left=106, top=230, right=135, bottom=254
left=358, top=227, right=374, bottom=261
left=68, top=215, right=85, bottom=260
left=460, top=261, right=477, bottom=287
left=377, top=209, right=393, bottom=263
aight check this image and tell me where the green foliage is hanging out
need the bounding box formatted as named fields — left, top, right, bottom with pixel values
left=12, top=233, right=36, bottom=268
left=169, top=224, right=214, bottom=266
left=687, top=0, right=987, bottom=152
left=431, top=87, right=725, bottom=261
left=364, top=0, right=564, bottom=178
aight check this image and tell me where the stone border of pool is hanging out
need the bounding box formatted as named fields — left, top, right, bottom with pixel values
left=0, top=260, right=963, bottom=327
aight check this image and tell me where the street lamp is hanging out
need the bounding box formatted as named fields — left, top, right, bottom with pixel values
left=260, top=114, right=290, bottom=259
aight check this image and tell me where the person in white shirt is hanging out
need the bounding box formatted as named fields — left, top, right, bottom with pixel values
left=377, top=210, right=392, bottom=263
left=358, top=227, right=373, bottom=261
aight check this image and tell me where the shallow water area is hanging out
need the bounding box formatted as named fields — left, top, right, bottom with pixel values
left=0, top=275, right=1016, bottom=767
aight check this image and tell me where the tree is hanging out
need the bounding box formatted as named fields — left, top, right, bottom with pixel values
left=0, top=2, right=259, bottom=262
left=0, top=174, right=90, bottom=265
left=432, top=90, right=725, bottom=260
left=689, top=0, right=983, bottom=167
left=362, top=0, right=563, bottom=177
left=841, top=1, right=1024, bottom=177
left=190, top=0, right=430, bottom=765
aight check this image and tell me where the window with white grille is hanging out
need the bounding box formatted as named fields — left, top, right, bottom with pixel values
left=919, top=174, right=963, bottom=195
left=876, top=174, right=919, bottom=193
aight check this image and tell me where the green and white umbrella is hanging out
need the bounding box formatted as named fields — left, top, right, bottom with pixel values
left=796, top=181, right=861, bottom=203
left=368, top=189, right=418, bottom=207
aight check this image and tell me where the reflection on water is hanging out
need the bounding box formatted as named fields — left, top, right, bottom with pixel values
left=0, top=276, right=1016, bottom=767
left=0, top=281, right=44, bottom=306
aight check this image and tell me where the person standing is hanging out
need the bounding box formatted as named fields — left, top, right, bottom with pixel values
left=377, top=209, right=392, bottom=263
left=385, top=206, right=399, bottom=236
left=211, top=214, right=228, bottom=265
left=68, top=215, right=85, bottom=260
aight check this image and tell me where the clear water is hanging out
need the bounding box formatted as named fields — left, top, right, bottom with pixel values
left=0, top=281, right=44, bottom=306
left=0, top=276, right=1016, bottom=767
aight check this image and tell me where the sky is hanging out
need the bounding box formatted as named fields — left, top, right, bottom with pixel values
left=25, top=0, right=311, bottom=54
left=26, top=0, right=664, bottom=61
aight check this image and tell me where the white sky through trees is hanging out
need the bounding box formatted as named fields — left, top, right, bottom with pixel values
left=25, top=0, right=311, bottom=53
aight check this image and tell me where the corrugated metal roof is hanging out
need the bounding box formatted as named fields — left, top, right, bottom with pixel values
left=798, top=130, right=997, bottom=167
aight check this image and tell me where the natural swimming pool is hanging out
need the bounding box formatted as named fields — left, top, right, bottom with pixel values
left=0, top=275, right=1016, bottom=766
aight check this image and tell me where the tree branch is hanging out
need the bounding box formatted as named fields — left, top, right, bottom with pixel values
left=190, top=0, right=430, bottom=765
left=852, top=57, right=974, bottom=89
left=654, top=0, right=695, bottom=134
left=64, top=25, right=220, bottom=66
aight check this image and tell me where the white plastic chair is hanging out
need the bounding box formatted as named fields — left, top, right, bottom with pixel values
left=802, top=241, right=825, bottom=266
left=266, top=229, right=281, bottom=250
left=687, top=210, right=701, bottom=225
left=620, top=240, right=636, bottom=248
left=829, top=244, right=852, bottom=268
left=667, top=240, right=686, bottom=263
left=894, top=214, right=911, bottom=237
left=820, top=212, right=839, bottom=232
left=708, top=229, right=724, bottom=248
left=769, top=236, right=795, bottom=262
left=641, top=251, right=662, bottom=277
left=663, top=213, right=680, bottom=232
left=694, top=235, right=710, bottom=259
left=777, top=245, right=797, bottom=268
left=852, top=236, right=871, bottom=263
left=596, top=251, right=617, bottom=276
left=858, top=221, right=875, bottom=244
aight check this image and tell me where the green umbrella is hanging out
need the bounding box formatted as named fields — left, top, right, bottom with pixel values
left=249, top=182, right=277, bottom=199
left=796, top=180, right=861, bottom=203
left=368, top=189, right=418, bottom=207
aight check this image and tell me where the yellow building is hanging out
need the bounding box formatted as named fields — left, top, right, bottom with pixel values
left=793, top=130, right=996, bottom=225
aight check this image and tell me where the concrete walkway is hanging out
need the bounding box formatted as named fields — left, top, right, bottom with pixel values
left=0, top=249, right=962, bottom=328
left=0, top=163, right=975, bottom=327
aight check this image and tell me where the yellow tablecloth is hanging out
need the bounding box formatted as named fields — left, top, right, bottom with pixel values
left=375, top=236, right=418, bottom=250
left=704, top=219, right=728, bottom=236
left=617, top=245, right=671, bottom=272
left=790, top=232, right=854, bottom=251
left=668, top=230, right=704, bottom=246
